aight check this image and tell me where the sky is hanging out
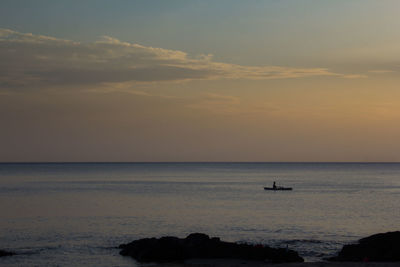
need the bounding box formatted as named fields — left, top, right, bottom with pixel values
left=1, top=0, right=400, bottom=162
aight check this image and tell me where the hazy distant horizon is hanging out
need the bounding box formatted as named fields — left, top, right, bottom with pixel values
left=2, top=161, right=400, bottom=164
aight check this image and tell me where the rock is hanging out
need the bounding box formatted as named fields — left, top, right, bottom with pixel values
left=119, top=233, right=303, bottom=263
left=0, top=249, right=15, bottom=257
left=329, top=231, right=400, bottom=262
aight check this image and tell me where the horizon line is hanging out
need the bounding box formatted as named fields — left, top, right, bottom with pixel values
left=1, top=161, right=400, bottom=164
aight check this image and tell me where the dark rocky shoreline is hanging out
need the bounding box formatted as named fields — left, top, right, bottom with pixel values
left=328, top=231, right=400, bottom=262
left=3, top=231, right=400, bottom=264
left=119, top=233, right=304, bottom=263
left=119, top=231, right=400, bottom=264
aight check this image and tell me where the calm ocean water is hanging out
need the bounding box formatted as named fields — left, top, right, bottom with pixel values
left=0, top=162, right=399, bottom=265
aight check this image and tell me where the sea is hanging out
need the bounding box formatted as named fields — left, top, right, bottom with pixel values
left=0, top=162, right=399, bottom=266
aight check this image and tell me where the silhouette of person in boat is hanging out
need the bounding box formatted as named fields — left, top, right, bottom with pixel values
left=264, top=182, right=292, bottom=191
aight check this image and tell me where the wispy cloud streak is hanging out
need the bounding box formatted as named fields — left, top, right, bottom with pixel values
left=0, top=29, right=352, bottom=91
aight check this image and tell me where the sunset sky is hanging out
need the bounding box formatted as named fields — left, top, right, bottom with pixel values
left=1, top=0, right=400, bottom=162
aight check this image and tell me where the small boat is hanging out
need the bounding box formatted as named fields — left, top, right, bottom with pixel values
left=264, top=186, right=292, bottom=191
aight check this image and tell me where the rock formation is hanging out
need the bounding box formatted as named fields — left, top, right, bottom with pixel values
left=329, top=231, right=400, bottom=262
left=119, top=233, right=303, bottom=263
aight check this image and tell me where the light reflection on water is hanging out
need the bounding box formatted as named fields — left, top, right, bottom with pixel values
left=0, top=163, right=399, bottom=265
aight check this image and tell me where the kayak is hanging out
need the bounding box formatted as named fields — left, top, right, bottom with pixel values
left=264, top=187, right=292, bottom=191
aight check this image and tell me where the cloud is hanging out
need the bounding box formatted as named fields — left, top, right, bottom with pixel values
left=340, top=74, right=368, bottom=79
left=0, top=28, right=353, bottom=91
left=368, top=69, right=396, bottom=74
